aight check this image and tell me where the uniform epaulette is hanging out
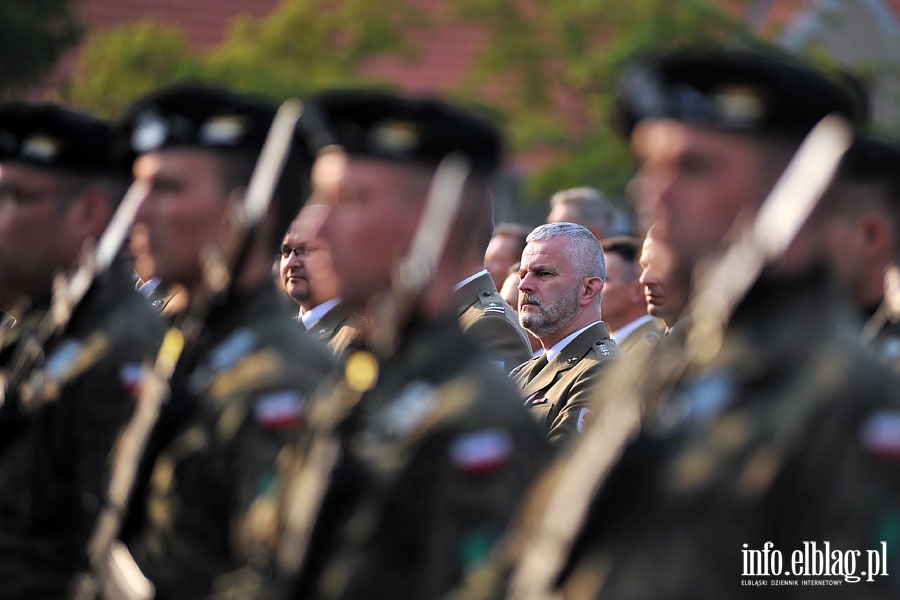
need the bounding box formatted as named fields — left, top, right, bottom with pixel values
left=477, top=290, right=509, bottom=317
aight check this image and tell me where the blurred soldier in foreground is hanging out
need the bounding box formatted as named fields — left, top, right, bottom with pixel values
left=546, top=186, right=616, bottom=240
left=599, top=235, right=661, bottom=353
left=115, top=86, right=335, bottom=598
left=453, top=207, right=532, bottom=374
left=511, top=223, right=620, bottom=447
left=820, top=134, right=900, bottom=367
left=275, top=90, right=548, bottom=600
left=280, top=203, right=358, bottom=354
left=461, top=46, right=900, bottom=600
left=0, top=103, right=164, bottom=596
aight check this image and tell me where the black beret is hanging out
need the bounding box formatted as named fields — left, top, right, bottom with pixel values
left=120, top=84, right=277, bottom=156
left=614, top=46, right=867, bottom=137
left=837, top=134, right=900, bottom=183
left=308, top=89, right=503, bottom=174
left=0, top=102, right=126, bottom=176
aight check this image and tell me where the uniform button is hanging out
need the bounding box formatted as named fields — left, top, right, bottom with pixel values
left=482, top=291, right=491, bottom=297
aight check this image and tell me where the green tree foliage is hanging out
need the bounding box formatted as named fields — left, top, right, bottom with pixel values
left=66, top=22, right=201, bottom=118
left=67, top=0, right=416, bottom=114
left=0, top=1, right=80, bottom=96
left=203, top=0, right=416, bottom=97
left=67, top=0, right=780, bottom=206
left=453, top=0, right=765, bottom=201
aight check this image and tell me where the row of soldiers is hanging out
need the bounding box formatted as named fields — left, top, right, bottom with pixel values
left=0, top=41, right=898, bottom=600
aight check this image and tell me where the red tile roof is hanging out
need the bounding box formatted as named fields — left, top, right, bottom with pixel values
left=78, top=0, right=282, bottom=50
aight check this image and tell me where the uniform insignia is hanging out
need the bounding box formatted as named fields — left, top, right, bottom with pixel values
left=576, top=407, right=592, bottom=433
left=449, top=428, right=513, bottom=475
left=119, top=363, right=145, bottom=394
left=370, top=119, right=420, bottom=154
left=380, top=380, right=438, bottom=437
left=860, top=410, right=900, bottom=459
left=21, top=134, right=62, bottom=161
left=484, top=301, right=506, bottom=316
left=199, top=115, right=248, bottom=146
left=44, top=340, right=83, bottom=379
left=596, top=342, right=611, bottom=356
left=654, top=370, right=734, bottom=433
left=881, top=338, right=900, bottom=362
left=209, top=328, right=257, bottom=373
left=253, top=390, right=306, bottom=430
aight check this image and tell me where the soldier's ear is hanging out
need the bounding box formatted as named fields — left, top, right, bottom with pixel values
left=581, top=276, right=603, bottom=305
left=67, top=183, right=114, bottom=240
left=859, top=211, right=891, bottom=259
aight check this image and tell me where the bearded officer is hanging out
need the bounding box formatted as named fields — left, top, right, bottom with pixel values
left=510, top=222, right=620, bottom=448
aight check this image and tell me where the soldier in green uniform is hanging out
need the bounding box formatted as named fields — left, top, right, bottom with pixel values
left=820, top=134, right=900, bottom=368
left=113, top=85, right=336, bottom=598
left=453, top=205, right=532, bottom=374
left=599, top=236, right=662, bottom=354
left=0, top=103, right=165, bottom=597
left=460, top=46, right=900, bottom=600
left=511, top=222, right=620, bottom=448
left=271, top=90, right=549, bottom=600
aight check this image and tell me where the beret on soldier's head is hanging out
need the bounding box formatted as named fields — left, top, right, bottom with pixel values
left=308, top=89, right=503, bottom=174
left=120, top=84, right=277, bottom=156
left=0, top=102, right=126, bottom=176
left=614, top=46, right=867, bottom=138
left=836, top=134, right=900, bottom=184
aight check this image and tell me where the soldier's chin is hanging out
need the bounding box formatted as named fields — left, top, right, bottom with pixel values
left=286, top=282, right=309, bottom=298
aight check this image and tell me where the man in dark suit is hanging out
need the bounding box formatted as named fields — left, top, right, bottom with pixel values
left=280, top=203, right=358, bottom=354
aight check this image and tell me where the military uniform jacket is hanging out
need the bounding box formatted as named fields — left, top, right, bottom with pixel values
left=125, top=283, right=336, bottom=599
left=863, top=308, right=900, bottom=372
left=553, top=270, right=900, bottom=599
left=615, top=316, right=663, bottom=355
left=0, top=257, right=165, bottom=598
left=290, top=315, right=549, bottom=600
left=306, top=300, right=359, bottom=355
left=454, top=271, right=532, bottom=373
left=511, top=322, right=620, bottom=448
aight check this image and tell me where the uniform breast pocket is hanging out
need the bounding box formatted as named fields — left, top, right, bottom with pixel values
left=526, top=398, right=560, bottom=433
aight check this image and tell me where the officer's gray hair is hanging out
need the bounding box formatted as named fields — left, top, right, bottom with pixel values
left=526, top=222, right=606, bottom=281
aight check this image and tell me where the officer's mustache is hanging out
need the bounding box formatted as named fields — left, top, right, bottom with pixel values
left=521, top=293, right=540, bottom=306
